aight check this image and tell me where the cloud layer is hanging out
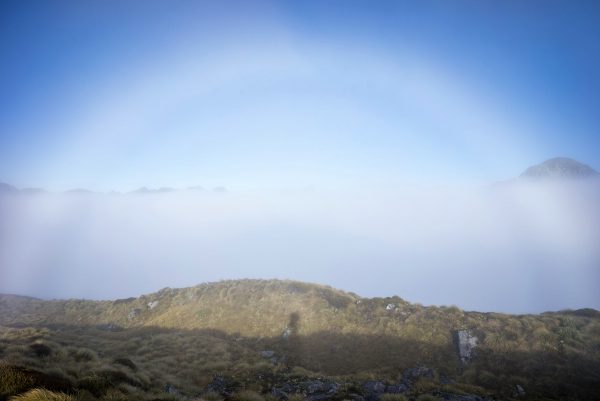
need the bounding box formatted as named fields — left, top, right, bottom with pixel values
left=1, top=180, right=598, bottom=313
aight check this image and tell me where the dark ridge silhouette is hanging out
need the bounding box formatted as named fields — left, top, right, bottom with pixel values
left=0, top=182, right=18, bottom=193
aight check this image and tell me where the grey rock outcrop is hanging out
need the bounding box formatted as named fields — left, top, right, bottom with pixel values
left=272, top=380, right=338, bottom=401
left=362, top=381, right=386, bottom=401
left=128, top=308, right=141, bottom=320
left=513, top=384, right=526, bottom=397
left=205, top=375, right=239, bottom=397
left=260, top=350, right=276, bottom=358
left=456, top=330, right=478, bottom=363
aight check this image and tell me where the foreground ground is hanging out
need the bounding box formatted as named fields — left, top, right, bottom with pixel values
left=1, top=280, right=599, bottom=401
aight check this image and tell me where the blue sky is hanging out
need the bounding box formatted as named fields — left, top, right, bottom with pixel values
left=1, top=0, right=600, bottom=191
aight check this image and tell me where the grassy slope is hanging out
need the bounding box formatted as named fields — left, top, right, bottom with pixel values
left=1, top=279, right=600, bottom=400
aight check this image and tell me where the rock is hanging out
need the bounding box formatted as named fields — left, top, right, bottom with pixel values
left=303, top=380, right=339, bottom=401
left=513, top=384, right=526, bottom=397
left=128, top=308, right=141, bottom=320
left=386, top=303, right=396, bottom=310
left=206, top=375, right=238, bottom=397
left=348, top=394, right=365, bottom=401
left=260, top=350, right=283, bottom=364
left=363, top=381, right=387, bottom=401
left=384, top=384, right=408, bottom=394
left=455, top=330, right=478, bottom=363
left=272, top=380, right=338, bottom=401
left=147, top=300, right=159, bottom=310
left=260, top=350, right=276, bottom=358
left=272, top=386, right=291, bottom=400
left=96, top=323, right=122, bottom=332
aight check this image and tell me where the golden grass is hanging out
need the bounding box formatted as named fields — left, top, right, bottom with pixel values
left=0, top=279, right=599, bottom=401
left=9, top=389, right=73, bottom=401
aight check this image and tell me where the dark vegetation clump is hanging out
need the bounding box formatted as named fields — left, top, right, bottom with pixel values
left=113, top=358, right=137, bottom=371
left=29, top=344, right=52, bottom=358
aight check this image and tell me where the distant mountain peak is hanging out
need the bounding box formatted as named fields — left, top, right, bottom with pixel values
left=520, top=157, right=599, bottom=180
left=0, top=182, right=18, bottom=192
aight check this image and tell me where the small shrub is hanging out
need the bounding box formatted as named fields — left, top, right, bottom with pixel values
left=29, top=344, right=52, bottom=358
left=77, top=376, right=111, bottom=397
left=112, top=358, right=137, bottom=371
left=68, top=348, right=97, bottom=363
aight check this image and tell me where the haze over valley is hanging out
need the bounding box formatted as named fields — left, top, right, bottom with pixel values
left=1, top=158, right=600, bottom=313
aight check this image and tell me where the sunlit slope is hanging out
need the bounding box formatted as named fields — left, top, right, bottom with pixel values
left=1, top=279, right=599, bottom=358
left=1, top=280, right=388, bottom=335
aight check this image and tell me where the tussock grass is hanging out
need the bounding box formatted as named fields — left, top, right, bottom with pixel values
left=0, top=364, right=37, bottom=399
left=1, top=279, right=599, bottom=401
left=9, top=389, right=73, bottom=401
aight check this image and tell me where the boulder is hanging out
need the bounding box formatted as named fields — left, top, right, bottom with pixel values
left=384, top=384, right=408, bottom=394
left=260, top=350, right=276, bottom=358
left=205, top=375, right=238, bottom=397
left=363, top=381, right=387, bottom=401
left=513, top=384, right=526, bottom=397
left=272, top=380, right=338, bottom=401
left=455, top=330, right=478, bottom=363
left=128, top=308, right=141, bottom=320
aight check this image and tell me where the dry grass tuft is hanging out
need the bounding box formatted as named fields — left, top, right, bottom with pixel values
left=9, top=389, right=73, bottom=401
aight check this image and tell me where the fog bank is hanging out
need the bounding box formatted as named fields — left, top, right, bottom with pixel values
left=0, top=181, right=598, bottom=313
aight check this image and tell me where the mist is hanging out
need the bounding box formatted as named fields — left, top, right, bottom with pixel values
left=1, top=180, right=598, bottom=314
